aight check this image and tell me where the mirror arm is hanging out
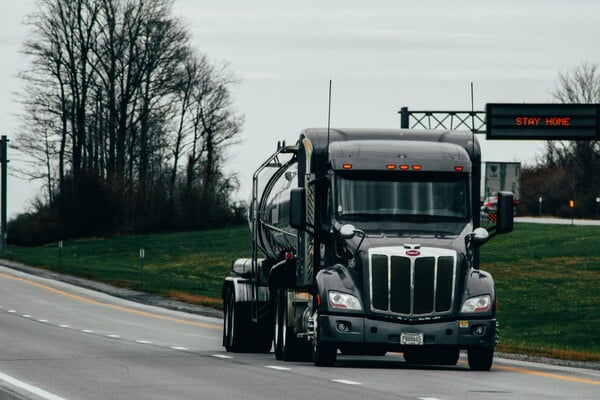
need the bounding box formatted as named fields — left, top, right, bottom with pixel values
left=353, top=231, right=366, bottom=258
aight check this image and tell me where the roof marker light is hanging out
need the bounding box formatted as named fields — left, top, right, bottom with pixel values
left=455, top=166, right=464, bottom=172
left=412, top=165, right=422, bottom=171
left=343, top=163, right=352, bottom=170
left=399, top=164, right=409, bottom=170
left=386, top=164, right=396, bottom=170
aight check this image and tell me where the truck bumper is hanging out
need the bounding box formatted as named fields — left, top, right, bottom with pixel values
left=318, top=314, right=496, bottom=349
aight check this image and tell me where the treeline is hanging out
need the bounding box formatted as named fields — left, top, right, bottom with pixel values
left=519, top=63, right=600, bottom=219
left=12, top=0, right=245, bottom=245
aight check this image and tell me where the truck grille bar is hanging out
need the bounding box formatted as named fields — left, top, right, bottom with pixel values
left=369, top=247, right=456, bottom=317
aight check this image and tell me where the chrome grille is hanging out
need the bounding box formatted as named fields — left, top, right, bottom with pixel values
left=369, top=247, right=456, bottom=317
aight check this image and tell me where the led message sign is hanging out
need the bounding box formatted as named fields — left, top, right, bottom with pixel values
left=486, top=103, right=600, bottom=140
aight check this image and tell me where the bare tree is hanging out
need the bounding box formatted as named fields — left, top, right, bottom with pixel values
left=539, top=62, right=600, bottom=217
left=14, top=0, right=244, bottom=240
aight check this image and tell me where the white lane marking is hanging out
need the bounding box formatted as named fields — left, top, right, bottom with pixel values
left=135, top=340, right=152, bottom=344
left=211, top=354, right=233, bottom=359
left=265, top=366, right=291, bottom=371
left=22, top=315, right=32, bottom=318
left=38, top=319, right=48, bottom=323
left=171, top=346, right=189, bottom=351
left=332, top=379, right=362, bottom=386
left=81, top=329, right=94, bottom=333
left=8, top=310, right=16, bottom=313
left=106, top=334, right=120, bottom=338
left=59, top=324, right=70, bottom=328
left=0, top=371, right=68, bottom=400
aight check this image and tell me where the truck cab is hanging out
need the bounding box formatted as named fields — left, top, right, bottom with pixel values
left=222, top=128, right=513, bottom=370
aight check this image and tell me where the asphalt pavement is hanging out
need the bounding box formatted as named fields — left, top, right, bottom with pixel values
left=0, top=263, right=598, bottom=400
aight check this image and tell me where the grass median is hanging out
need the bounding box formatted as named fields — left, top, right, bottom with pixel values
left=2, top=223, right=598, bottom=362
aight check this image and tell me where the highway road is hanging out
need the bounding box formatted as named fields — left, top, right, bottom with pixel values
left=0, top=265, right=598, bottom=400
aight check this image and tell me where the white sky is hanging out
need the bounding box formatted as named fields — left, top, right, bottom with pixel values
left=2, top=0, right=600, bottom=218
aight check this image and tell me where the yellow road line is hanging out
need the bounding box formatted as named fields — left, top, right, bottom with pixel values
left=494, top=365, right=599, bottom=385
left=397, top=354, right=598, bottom=385
left=0, top=272, right=222, bottom=331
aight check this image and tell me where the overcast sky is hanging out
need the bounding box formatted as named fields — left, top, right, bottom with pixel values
left=2, top=0, right=600, bottom=218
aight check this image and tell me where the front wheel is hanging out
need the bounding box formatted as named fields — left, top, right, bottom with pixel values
left=312, top=312, right=337, bottom=366
left=468, top=346, right=494, bottom=371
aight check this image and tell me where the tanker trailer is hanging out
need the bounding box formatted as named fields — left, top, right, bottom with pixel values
left=222, top=141, right=300, bottom=353
left=222, top=128, right=514, bottom=370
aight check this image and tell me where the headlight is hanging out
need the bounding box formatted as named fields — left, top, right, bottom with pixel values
left=461, top=295, right=491, bottom=313
left=328, top=291, right=362, bottom=311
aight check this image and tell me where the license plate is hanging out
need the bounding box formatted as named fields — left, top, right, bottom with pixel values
left=400, top=332, right=423, bottom=345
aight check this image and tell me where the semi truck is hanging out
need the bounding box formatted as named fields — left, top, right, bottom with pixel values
left=222, top=128, right=514, bottom=370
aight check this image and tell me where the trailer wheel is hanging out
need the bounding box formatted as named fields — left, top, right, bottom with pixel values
left=223, top=287, right=246, bottom=352
left=273, top=289, right=304, bottom=360
left=273, top=289, right=285, bottom=360
left=253, top=319, right=273, bottom=353
left=468, top=346, right=494, bottom=371
left=312, top=312, right=336, bottom=367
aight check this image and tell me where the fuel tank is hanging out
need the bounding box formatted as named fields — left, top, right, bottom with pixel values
left=251, top=159, right=298, bottom=260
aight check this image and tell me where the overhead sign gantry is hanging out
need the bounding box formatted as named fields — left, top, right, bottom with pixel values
left=399, top=103, right=600, bottom=140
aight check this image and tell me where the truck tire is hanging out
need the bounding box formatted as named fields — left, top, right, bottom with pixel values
left=253, top=319, right=273, bottom=353
left=223, top=287, right=247, bottom=352
left=273, top=289, right=306, bottom=360
left=468, top=346, right=494, bottom=371
left=273, top=289, right=286, bottom=360
left=312, top=312, right=337, bottom=366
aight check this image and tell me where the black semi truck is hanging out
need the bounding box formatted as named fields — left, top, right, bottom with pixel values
left=222, top=128, right=514, bottom=370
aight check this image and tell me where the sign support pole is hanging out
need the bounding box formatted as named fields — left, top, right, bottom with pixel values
left=1, top=136, right=8, bottom=252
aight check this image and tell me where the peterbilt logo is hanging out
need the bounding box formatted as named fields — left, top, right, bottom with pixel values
left=405, top=250, right=420, bottom=256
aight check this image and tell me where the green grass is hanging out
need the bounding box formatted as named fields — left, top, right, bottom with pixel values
left=3, top=226, right=252, bottom=308
left=480, top=223, right=600, bottom=361
left=2, top=223, right=598, bottom=361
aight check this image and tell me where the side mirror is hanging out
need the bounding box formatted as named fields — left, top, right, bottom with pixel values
left=471, top=227, right=490, bottom=243
left=289, top=188, right=306, bottom=230
left=496, top=191, right=514, bottom=234
left=339, top=224, right=357, bottom=239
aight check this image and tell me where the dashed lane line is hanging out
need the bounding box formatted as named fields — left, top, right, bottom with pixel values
left=1, top=306, right=196, bottom=354
left=332, top=379, right=362, bottom=386
left=264, top=366, right=291, bottom=371
left=211, top=354, right=233, bottom=359
left=0, top=272, right=222, bottom=331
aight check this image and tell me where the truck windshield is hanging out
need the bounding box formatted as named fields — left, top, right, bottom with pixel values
left=335, top=171, right=469, bottom=222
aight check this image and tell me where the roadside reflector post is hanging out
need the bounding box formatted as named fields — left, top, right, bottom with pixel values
left=569, top=200, right=574, bottom=226
left=139, top=248, right=145, bottom=288
left=58, top=240, right=63, bottom=269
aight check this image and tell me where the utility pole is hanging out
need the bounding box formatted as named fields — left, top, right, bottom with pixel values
left=1, top=135, right=8, bottom=252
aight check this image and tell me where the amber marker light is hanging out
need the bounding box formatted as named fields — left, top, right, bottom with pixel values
left=412, top=165, right=422, bottom=171
left=386, top=164, right=396, bottom=170
left=343, top=163, right=352, bottom=170
left=399, top=164, right=409, bottom=170
left=454, top=166, right=464, bottom=172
